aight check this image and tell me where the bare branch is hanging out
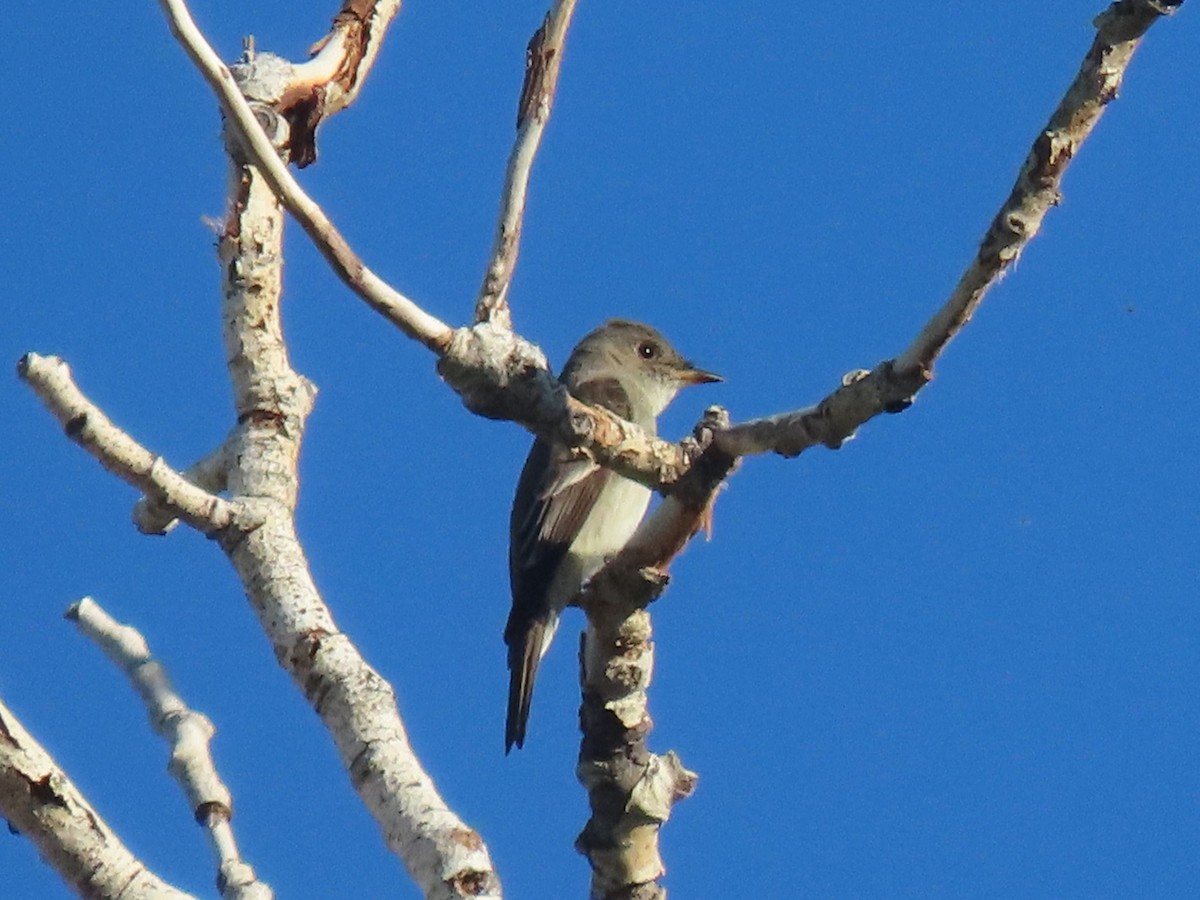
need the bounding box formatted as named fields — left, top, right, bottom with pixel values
left=221, top=515, right=502, bottom=899
left=899, top=0, right=1183, bottom=375
left=575, top=608, right=696, bottom=900
left=574, top=409, right=734, bottom=897
left=286, top=0, right=407, bottom=166
left=475, top=0, right=580, bottom=327
left=205, top=47, right=501, bottom=893
left=712, top=363, right=921, bottom=459
left=67, top=597, right=273, bottom=900
left=154, top=0, right=728, bottom=505
left=15, top=6, right=502, bottom=891
left=438, top=323, right=702, bottom=492
left=567, top=7, right=1186, bottom=886
left=0, top=699, right=196, bottom=900
left=133, top=436, right=233, bottom=535
left=716, top=0, right=1183, bottom=461
left=152, top=0, right=451, bottom=350
left=16, top=353, right=235, bottom=535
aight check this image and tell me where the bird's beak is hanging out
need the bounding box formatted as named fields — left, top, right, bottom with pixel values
left=680, top=364, right=722, bottom=386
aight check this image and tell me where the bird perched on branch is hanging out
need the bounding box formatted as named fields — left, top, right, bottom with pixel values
left=505, top=319, right=720, bottom=752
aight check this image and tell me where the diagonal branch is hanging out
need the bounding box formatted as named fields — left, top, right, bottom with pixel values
left=897, top=0, right=1184, bottom=375
left=159, top=0, right=700, bottom=503
left=0, top=698, right=197, bottom=900
left=716, top=0, right=1184, bottom=461
left=206, top=56, right=502, bottom=892
left=17, top=353, right=235, bottom=535
left=153, top=0, right=450, bottom=349
left=286, top=0, right=407, bottom=166
left=568, top=3, right=1185, bottom=892
left=67, top=597, right=273, bottom=900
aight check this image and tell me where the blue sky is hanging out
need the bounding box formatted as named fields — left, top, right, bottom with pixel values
left=4, top=2, right=1198, bottom=897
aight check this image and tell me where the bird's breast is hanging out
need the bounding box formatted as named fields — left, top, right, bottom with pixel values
left=569, top=477, right=650, bottom=560
left=541, top=477, right=651, bottom=615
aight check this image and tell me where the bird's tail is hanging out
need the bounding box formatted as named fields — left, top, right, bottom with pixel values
left=505, top=622, right=547, bottom=753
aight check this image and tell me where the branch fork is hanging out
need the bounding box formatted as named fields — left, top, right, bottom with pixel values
left=11, top=0, right=1186, bottom=897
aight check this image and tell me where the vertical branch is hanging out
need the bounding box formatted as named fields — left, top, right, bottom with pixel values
left=475, top=0, right=580, bottom=328
left=576, top=603, right=698, bottom=900
left=211, top=54, right=500, bottom=892
left=575, top=413, right=734, bottom=898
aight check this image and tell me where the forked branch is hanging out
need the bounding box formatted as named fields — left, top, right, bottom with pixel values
left=154, top=0, right=450, bottom=349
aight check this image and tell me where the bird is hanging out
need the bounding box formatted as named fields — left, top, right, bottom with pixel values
left=505, top=319, right=720, bottom=752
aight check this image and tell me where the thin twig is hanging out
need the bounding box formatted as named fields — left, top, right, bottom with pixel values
left=67, top=597, right=273, bottom=900
left=475, top=0, right=580, bottom=327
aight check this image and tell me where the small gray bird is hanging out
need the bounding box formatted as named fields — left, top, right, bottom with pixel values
left=505, top=319, right=720, bottom=752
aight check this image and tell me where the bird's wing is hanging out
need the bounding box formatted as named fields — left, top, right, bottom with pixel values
left=504, top=376, right=631, bottom=751
left=507, top=375, right=633, bottom=612
left=505, top=440, right=612, bottom=751
left=506, top=443, right=611, bottom=634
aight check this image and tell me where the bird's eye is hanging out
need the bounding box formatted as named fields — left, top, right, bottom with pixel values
left=637, top=341, right=658, bottom=360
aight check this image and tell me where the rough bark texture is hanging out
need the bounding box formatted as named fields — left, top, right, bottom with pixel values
left=573, top=410, right=734, bottom=897
left=0, top=701, right=195, bottom=900
left=66, top=598, right=273, bottom=900
left=10, top=0, right=1187, bottom=896
left=210, top=113, right=500, bottom=894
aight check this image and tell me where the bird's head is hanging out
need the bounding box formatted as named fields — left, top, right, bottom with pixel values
left=563, top=319, right=721, bottom=418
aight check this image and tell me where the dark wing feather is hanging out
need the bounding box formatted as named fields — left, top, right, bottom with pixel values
left=571, top=376, right=634, bottom=421
left=504, top=375, right=632, bottom=751
left=505, top=441, right=612, bottom=751
left=506, top=373, right=633, bottom=630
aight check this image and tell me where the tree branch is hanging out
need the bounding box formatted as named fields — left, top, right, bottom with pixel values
left=568, top=5, right=1186, bottom=888
left=152, top=0, right=451, bottom=350
left=153, top=0, right=793, bottom=499
left=67, top=597, right=273, bottom=900
left=206, top=65, right=501, bottom=893
left=475, top=0, right=579, bottom=327
left=133, top=436, right=233, bottom=535
left=897, top=0, right=1183, bottom=375
left=287, top=0, right=407, bottom=166
left=16, top=353, right=236, bottom=535
left=716, top=0, right=1184, bottom=461
left=12, top=0, right=1186, bottom=896
left=11, top=3, right=503, bottom=894
left=574, top=409, right=733, bottom=898
left=0, top=699, right=196, bottom=900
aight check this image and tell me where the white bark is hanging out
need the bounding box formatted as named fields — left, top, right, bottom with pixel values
left=68, top=598, right=273, bottom=900
left=7, top=0, right=1186, bottom=897
left=0, top=700, right=196, bottom=900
